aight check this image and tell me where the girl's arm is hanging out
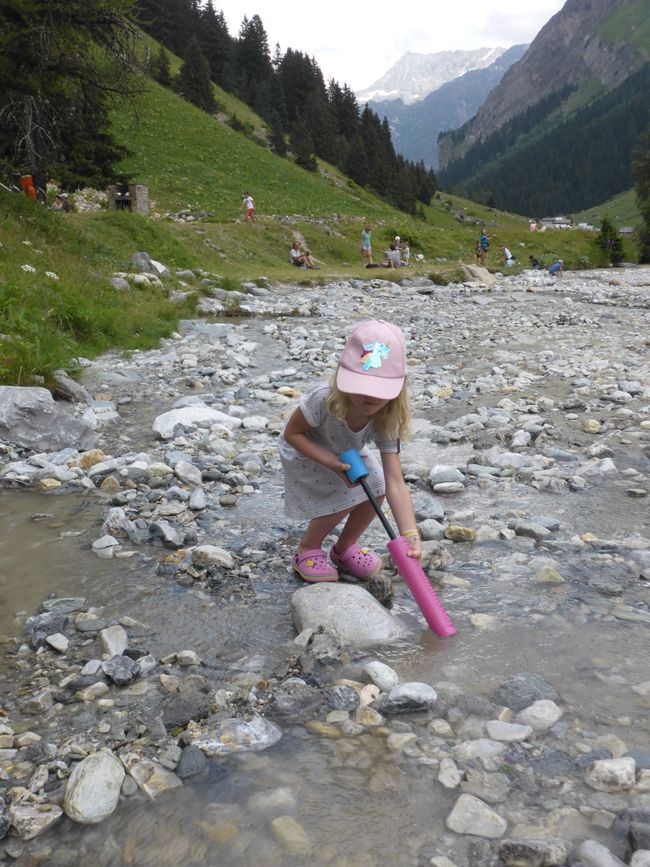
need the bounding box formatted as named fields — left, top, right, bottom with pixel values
left=381, top=452, right=422, bottom=559
left=284, top=407, right=351, bottom=475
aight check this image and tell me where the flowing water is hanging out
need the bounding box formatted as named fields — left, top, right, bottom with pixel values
left=1, top=276, right=649, bottom=866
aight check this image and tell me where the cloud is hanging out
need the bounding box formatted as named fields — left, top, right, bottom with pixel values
left=208, top=1, right=567, bottom=90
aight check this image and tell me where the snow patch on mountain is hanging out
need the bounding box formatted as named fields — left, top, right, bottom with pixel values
left=357, top=47, right=506, bottom=105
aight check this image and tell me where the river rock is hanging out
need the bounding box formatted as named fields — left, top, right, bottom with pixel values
left=0, top=386, right=96, bottom=451
left=376, top=682, right=438, bottom=714
left=152, top=407, right=241, bottom=439
left=161, top=675, right=213, bottom=728
left=99, top=625, right=128, bottom=657
left=461, top=769, right=511, bottom=804
left=516, top=700, right=563, bottom=730
left=52, top=369, right=93, bottom=403
left=586, top=757, right=636, bottom=792
left=498, top=837, right=570, bottom=866
left=191, top=544, right=235, bottom=569
left=363, top=660, right=399, bottom=692
left=63, top=748, right=125, bottom=823
left=445, top=525, right=476, bottom=542
left=271, top=815, right=311, bottom=857
left=25, top=611, right=69, bottom=649
left=120, top=753, right=183, bottom=798
left=495, top=674, right=559, bottom=711
left=572, top=839, right=627, bottom=866
left=291, top=584, right=409, bottom=647
left=486, top=720, right=532, bottom=742
left=102, top=655, right=141, bottom=686
left=7, top=802, right=63, bottom=840
left=174, top=460, right=202, bottom=486
left=175, top=745, right=207, bottom=779
left=445, top=793, right=507, bottom=838
left=45, top=632, right=69, bottom=653
left=631, top=853, right=650, bottom=867
left=183, top=714, right=282, bottom=756
left=268, top=678, right=324, bottom=720
left=439, top=758, right=463, bottom=789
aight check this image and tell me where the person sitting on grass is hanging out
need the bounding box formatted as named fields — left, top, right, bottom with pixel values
left=381, top=243, right=401, bottom=269
left=290, top=241, right=317, bottom=269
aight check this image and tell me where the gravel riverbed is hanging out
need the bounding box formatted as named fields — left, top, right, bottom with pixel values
left=0, top=265, right=649, bottom=867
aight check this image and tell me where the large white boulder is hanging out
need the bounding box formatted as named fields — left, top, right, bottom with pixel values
left=291, top=584, right=409, bottom=647
left=63, top=749, right=125, bottom=824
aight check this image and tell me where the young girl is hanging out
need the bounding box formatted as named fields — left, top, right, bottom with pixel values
left=279, top=320, right=422, bottom=582
left=360, top=223, right=373, bottom=267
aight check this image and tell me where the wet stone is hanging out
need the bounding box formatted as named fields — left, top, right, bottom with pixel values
left=175, top=745, right=207, bottom=779
left=101, top=655, right=141, bottom=686
left=324, top=685, right=359, bottom=712
left=25, top=611, right=69, bottom=649
left=529, top=748, right=573, bottom=777
left=494, top=673, right=559, bottom=712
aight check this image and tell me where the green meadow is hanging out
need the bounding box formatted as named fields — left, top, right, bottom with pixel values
left=0, top=48, right=636, bottom=385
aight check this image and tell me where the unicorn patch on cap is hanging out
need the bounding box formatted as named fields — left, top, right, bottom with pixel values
left=360, top=342, right=390, bottom=371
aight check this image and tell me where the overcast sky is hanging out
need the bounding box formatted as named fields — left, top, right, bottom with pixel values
left=212, top=0, right=567, bottom=91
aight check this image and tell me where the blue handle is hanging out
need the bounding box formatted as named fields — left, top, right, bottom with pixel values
left=340, top=449, right=368, bottom=484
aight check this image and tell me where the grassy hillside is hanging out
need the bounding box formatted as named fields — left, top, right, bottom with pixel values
left=0, top=54, right=610, bottom=386
left=111, top=80, right=392, bottom=219
left=575, top=188, right=641, bottom=228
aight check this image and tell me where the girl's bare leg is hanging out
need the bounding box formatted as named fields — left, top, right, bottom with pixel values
left=333, top=497, right=384, bottom=553
left=298, top=509, right=349, bottom=552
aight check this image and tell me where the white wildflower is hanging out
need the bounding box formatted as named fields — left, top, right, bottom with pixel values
left=45, top=271, right=59, bottom=280
left=22, top=240, right=33, bottom=246
left=21, top=264, right=37, bottom=272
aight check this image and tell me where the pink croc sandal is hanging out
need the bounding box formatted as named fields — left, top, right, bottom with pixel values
left=292, top=548, right=339, bottom=583
left=330, top=543, right=381, bottom=580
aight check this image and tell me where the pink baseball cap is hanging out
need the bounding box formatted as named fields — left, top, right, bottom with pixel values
left=336, top=320, right=407, bottom=400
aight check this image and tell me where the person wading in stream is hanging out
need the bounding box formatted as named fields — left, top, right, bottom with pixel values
left=278, top=320, right=422, bottom=582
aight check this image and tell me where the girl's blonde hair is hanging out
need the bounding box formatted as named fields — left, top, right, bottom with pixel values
left=326, top=367, right=411, bottom=441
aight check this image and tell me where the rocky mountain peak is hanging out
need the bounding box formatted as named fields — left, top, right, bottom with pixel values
left=356, top=47, right=506, bottom=105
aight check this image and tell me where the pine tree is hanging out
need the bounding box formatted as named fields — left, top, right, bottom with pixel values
left=632, top=126, right=650, bottom=263
left=290, top=121, right=317, bottom=172
left=268, top=111, right=287, bottom=157
left=235, top=15, right=273, bottom=106
left=152, top=46, right=172, bottom=86
left=0, top=0, right=144, bottom=189
left=199, top=3, right=233, bottom=88
left=176, top=37, right=216, bottom=113
left=595, top=216, right=624, bottom=265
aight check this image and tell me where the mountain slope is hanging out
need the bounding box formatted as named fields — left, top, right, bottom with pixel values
left=439, top=0, right=650, bottom=171
left=368, top=45, right=527, bottom=169
left=437, top=0, right=650, bottom=215
left=356, top=48, right=506, bottom=105
left=111, top=79, right=396, bottom=219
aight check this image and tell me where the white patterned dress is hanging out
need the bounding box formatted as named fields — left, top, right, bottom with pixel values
left=279, top=385, right=398, bottom=520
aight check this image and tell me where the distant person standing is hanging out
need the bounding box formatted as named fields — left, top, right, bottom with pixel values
left=502, top=245, right=515, bottom=267
left=479, top=229, right=493, bottom=261
left=360, top=223, right=373, bottom=267
left=243, top=191, right=256, bottom=223
left=529, top=255, right=541, bottom=270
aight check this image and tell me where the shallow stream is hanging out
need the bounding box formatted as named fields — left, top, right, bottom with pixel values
left=1, top=273, right=649, bottom=866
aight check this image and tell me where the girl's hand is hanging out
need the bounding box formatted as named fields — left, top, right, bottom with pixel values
left=402, top=531, right=422, bottom=559
left=325, top=457, right=357, bottom=487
